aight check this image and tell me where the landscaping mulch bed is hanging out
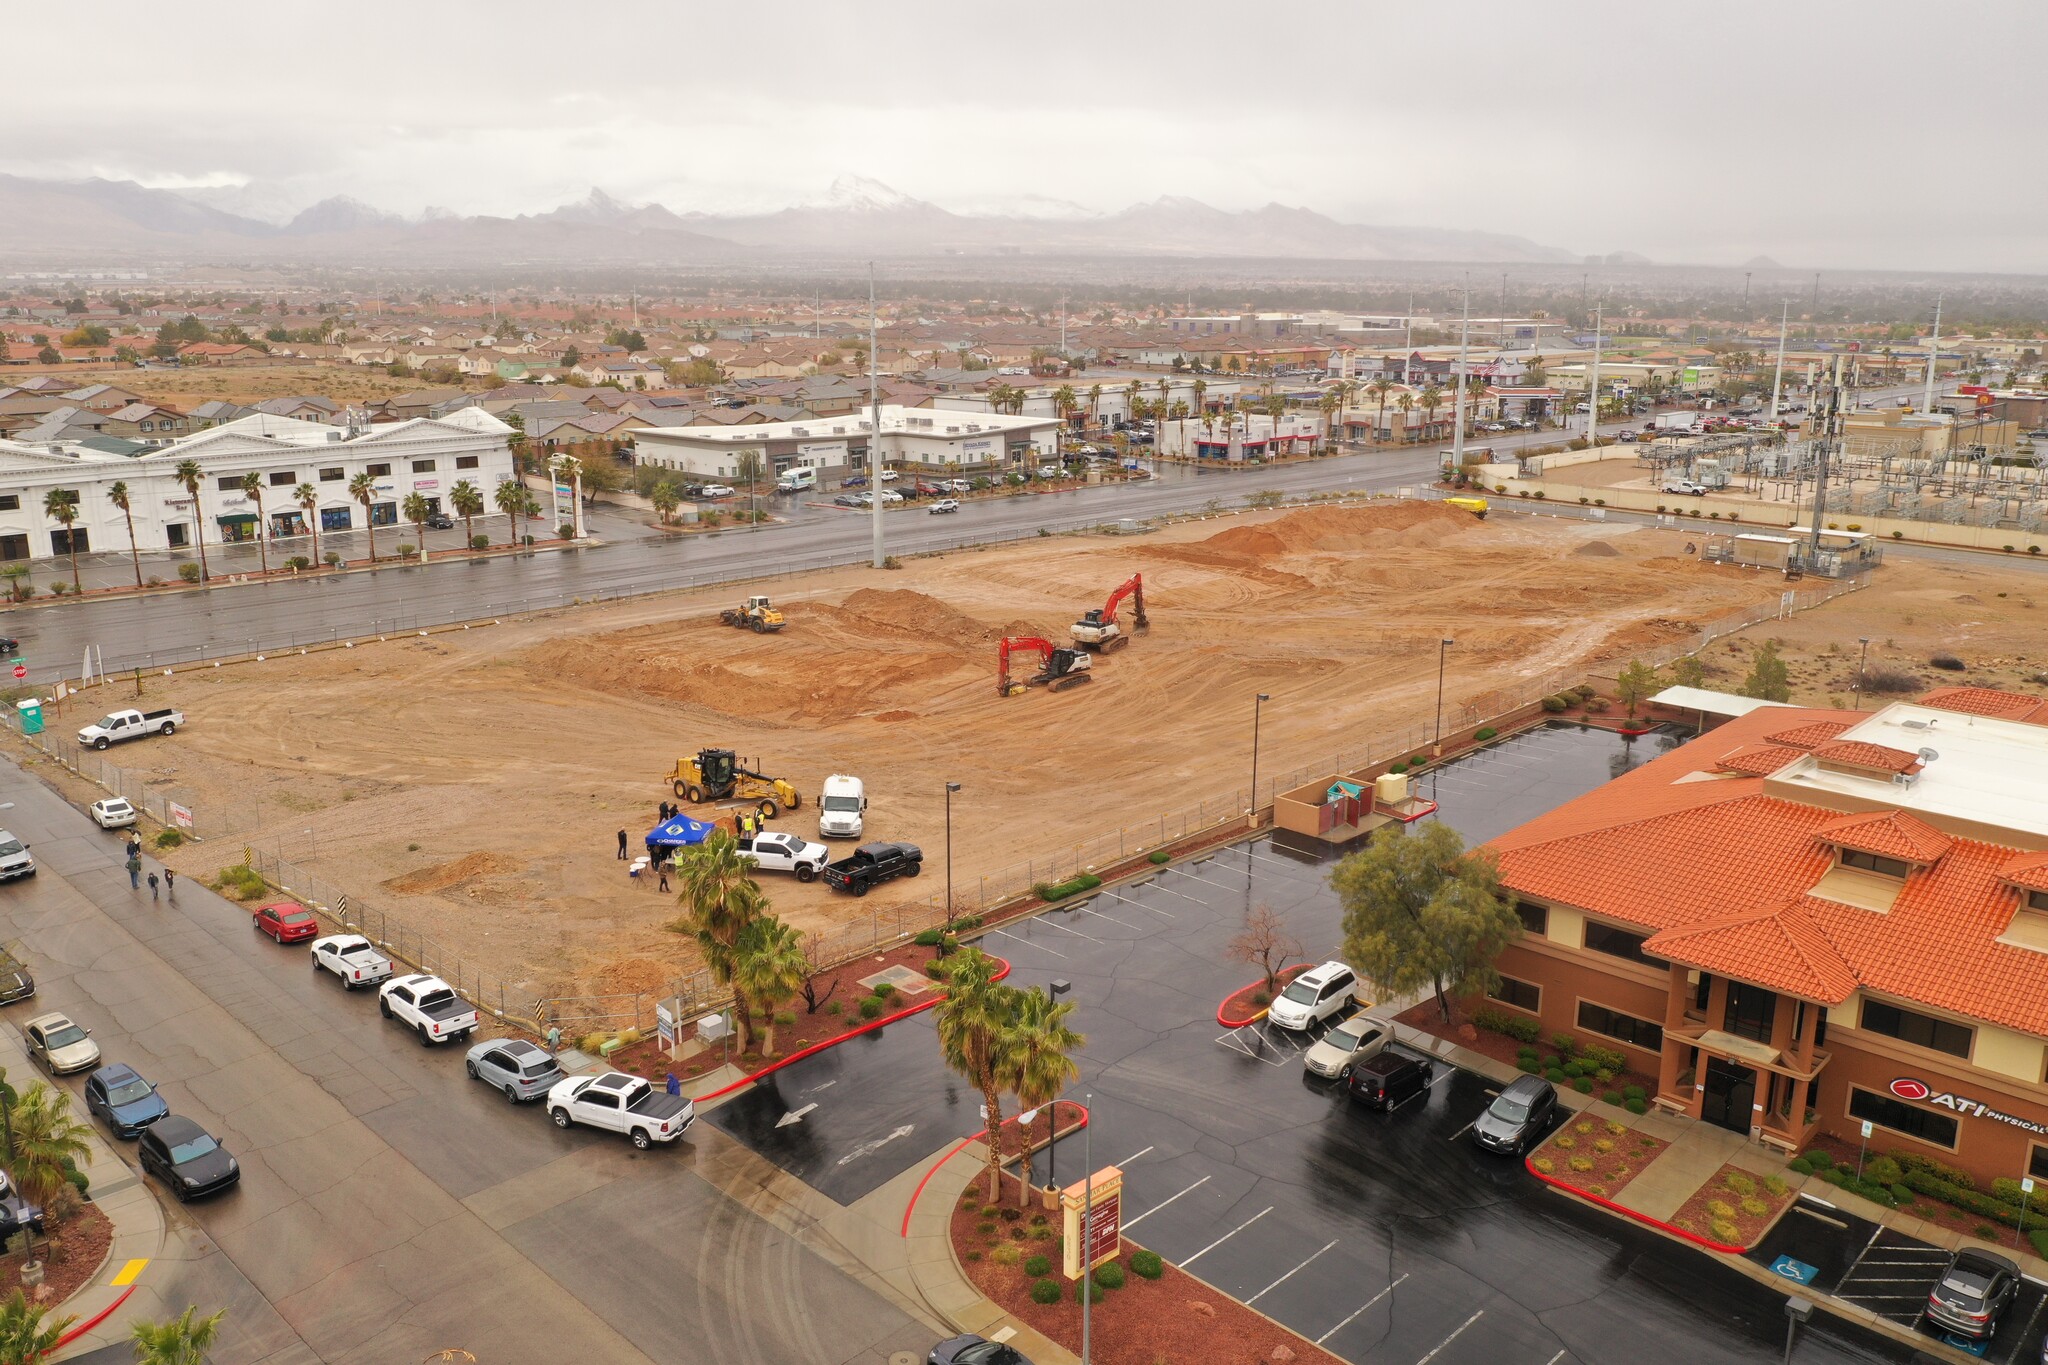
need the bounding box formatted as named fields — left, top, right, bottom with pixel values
left=1219, top=963, right=1311, bottom=1026
left=1529, top=1115, right=1668, bottom=1201
left=0, top=1205, right=111, bottom=1307
left=605, top=937, right=951, bottom=1084
left=1666, top=1162, right=1795, bottom=1249
left=1393, top=998, right=1662, bottom=1100
left=948, top=1174, right=1343, bottom=1365
left=1799, top=1133, right=2045, bottom=1246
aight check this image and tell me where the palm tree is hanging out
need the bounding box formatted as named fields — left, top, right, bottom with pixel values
left=41, top=490, right=80, bottom=594
left=1317, top=391, right=1340, bottom=449
left=1086, top=383, right=1102, bottom=426
left=174, top=458, right=209, bottom=582
left=1396, top=391, right=1416, bottom=442
left=446, top=478, right=482, bottom=549
left=1368, top=377, right=1395, bottom=442
left=347, top=472, right=377, bottom=563
left=731, top=914, right=810, bottom=1057
left=128, top=1306, right=226, bottom=1365
left=293, top=482, right=320, bottom=567
left=494, top=478, right=527, bottom=547
left=107, top=480, right=142, bottom=589
left=1191, top=376, right=1208, bottom=416
left=402, top=492, right=431, bottom=566
left=734, top=450, right=763, bottom=530
left=669, top=829, right=768, bottom=1049
left=1006, top=985, right=1084, bottom=1207
left=1123, top=380, right=1141, bottom=424
left=237, top=472, right=270, bottom=576
left=0, top=1289, right=70, bottom=1362
left=648, top=481, right=679, bottom=526
left=1418, top=384, right=1445, bottom=438
left=1052, top=384, right=1077, bottom=430
left=933, top=947, right=1019, bottom=1202
left=7, top=1081, right=90, bottom=1243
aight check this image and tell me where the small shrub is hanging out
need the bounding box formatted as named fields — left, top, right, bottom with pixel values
left=1025, top=1254, right=1052, bottom=1277
left=1584, top=697, right=1609, bottom=713
left=1891, top=1183, right=1912, bottom=1204
left=324, top=550, right=343, bottom=566
left=964, top=1250, right=981, bottom=1262
left=1864, top=1156, right=1902, bottom=1186
left=2004, top=545, right=2016, bottom=553
left=1568, top=1156, right=1595, bottom=1172
left=1602, top=1089, right=1623, bottom=1104
left=826, top=1000, right=843, bottom=1015
left=1475, top=726, right=1498, bottom=741
left=858, top=996, right=883, bottom=1020
left=285, top=555, right=310, bottom=571
left=1741, top=1197, right=1769, bottom=1217
left=1533, top=490, right=1546, bottom=500
left=1723, top=1171, right=1757, bottom=1197
left=1710, top=1218, right=1741, bottom=1244
left=1575, top=1121, right=1594, bottom=1134
left=1604, top=1120, right=1626, bottom=1136
left=1531, top=1157, right=1555, bottom=1174
left=1594, top=499, right=1606, bottom=507
left=1541, top=696, right=1568, bottom=713
left=873, top=982, right=897, bottom=1000
left=913, top=927, right=946, bottom=947
left=214, top=863, right=268, bottom=901
left=1030, top=1278, right=1062, bottom=1305
left=1251, top=990, right=1270, bottom=1006
left=1706, top=1199, right=1736, bottom=1220
left=1573, top=1077, right=1593, bottom=1094
left=992, top=1245, right=1020, bottom=1267
left=579, top=1032, right=607, bottom=1053
left=1094, top=1262, right=1126, bottom=1290
left=1622, top=1085, right=1647, bottom=1103
left=1029, top=1225, right=1054, bottom=1241
left=1388, top=761, right=1407, bottom=774
left=1074, top=1277, right=1102, bottom=1305
left=1625, top=1097, right=1648, bottom=1115
left=976, top=1220, right=997, bottom=1235
left=407, top=841, right=421, bottom=852
left=1579, top=497, right=1590, bottom=505
left=1539, top=1055, right=1560, bottom=1070
left=1130, top=1249, right=1163, bottom=1280
left=178, top=562, right=202, bottom=583
left=1545, top=1067, right=1567, bottom=1084
left=1593, top=1068, right=1615, bottom=1086
left=1516, top=1056, right=1542, bottom=1073
left=1891, top=530, right=1904, bottom=539
left=1976, top=1222, right=2000, bottom=1239
left=1593, top=1138, right=1614, bottom=1154
left=1552, top=1135, right=1575, bottom=1150
left=153, top=829, right=183, bottom=849
left=1764, top=1175, right=1788, bottom=1197
left=1568, top=687, right=1595, bottom=704
left=1148, top=850, right=1170, bottom=865
left=1803, top=1148, right=1834, bottom=1171
left=1562, top=1059, right=1585, bottom=1078
left=774, top=1010, right=796, bottom=1027
left=1037, top=873, right=1103, bottom=902
left=1930, top=652, right=1966, bottom=671
left=397, top=542, right=416, bottom=559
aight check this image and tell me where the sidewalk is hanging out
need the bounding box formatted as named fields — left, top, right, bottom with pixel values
left=0, top=1026, right=167, bottom=1359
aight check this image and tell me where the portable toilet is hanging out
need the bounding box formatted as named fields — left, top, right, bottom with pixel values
left=14, top=699, right=41, bottom=736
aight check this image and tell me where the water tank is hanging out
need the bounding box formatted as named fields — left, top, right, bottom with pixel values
left=1375, top=771, right=1410, bottom=805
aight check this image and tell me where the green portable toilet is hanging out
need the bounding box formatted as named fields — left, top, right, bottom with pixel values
left=15, top=699, right=41, bottom=736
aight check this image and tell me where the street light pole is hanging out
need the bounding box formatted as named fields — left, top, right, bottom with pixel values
left=944, top=782, right=961, bottom=943
left=1855, top=637, right=1870, bottom=711
left=1248, top=693, right=1271, bottom=825
left=1081, top=1089, right=1094, bottom=1365
left=1434, top=639, right=1455, bottom=755
left=1048, top=979, right=1071, bottom=1194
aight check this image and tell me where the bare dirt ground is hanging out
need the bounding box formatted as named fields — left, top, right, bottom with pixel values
left=56, top=363, right=432, bottom=408
left=95, top=501, right=1801, bottom=1002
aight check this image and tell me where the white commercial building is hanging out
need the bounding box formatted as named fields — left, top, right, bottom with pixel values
left=0, top=410, right=515, bottom=563
left=629, top=405, right=1060, bottom=481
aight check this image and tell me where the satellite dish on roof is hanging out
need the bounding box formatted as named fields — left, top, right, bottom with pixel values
left=1918, top=747, right=1939, bottom=764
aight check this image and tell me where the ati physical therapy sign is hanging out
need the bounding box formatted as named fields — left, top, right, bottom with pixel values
left=1891, top=1077, right=2048, bottom=1135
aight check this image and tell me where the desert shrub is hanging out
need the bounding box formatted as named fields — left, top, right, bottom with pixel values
left=1894, top=1150, right=1973, bottom=1187
left=324, top=550, right=343, bottom=566
left=1552, top=1135, right=1575, bottom=1150
left=1094, top=1262, right=1126, bottom=1290
left=1388, top=761, right=1407, bottom=774
left=1573, top=1077, right=1594, bottom=1094
left=1473, top=1007, right=1539, bottom=1043
left=1605, top=1120, right=1626, bottom=1135
left=1545, top=1067, right=1567, bottom=1084
left=1706, top=1199, right=1736, bottom=1220
left=1625, top=1098, right=1648, bottom=1115
left=1723, top=1171, right=1757, bottom=1197
left=471, top=534, right=492, bottom=550
left=1864, top=1156, right=1903, bottom=1186
left=1860, top=664, right=1919, bottom=694
left=1602, top=1089, right=1623, bottom=1104
left=1030, top=1278, right=1062, bottom=1305
left=1891, top=1183, right=1912, bottom=1204
left=873, top=982, right=897, bottom=1000
left=1539, top=1055, right=1559, bottom=1070
left=913, top=927, right=946, bottom=947
left=773, top=1011, right=796, bottom=1027
left=1531, top=1157, right=1555, bottom=1174
left=153, top=829, right=183, bottom=848
left=1516, top=1056, right=1542, bottom=1074
left=1764, top=1175, right=1788, bottom=1197
left=1025, top=1254, right=1053, bottom=1277
left=178, top=562, right=202, bottom=583
left=214, top=863, right=267, bottom=901
left=976, top=1220, right=997, bottom=1235
left=1593, top=1068, right=1616, bottom=1086
left=992, top=1245, right=1020, bottom=1267
left=1891, top=530, right=1904, bottom=539
left=1561, top=1059, right=1585, bottom=1078
left=1593, top=1138, right=1614, bottom=1154
left=1621, top=1084, right=1647, bottom=1103
left=1930, top=653, right=1965, bottom=671
left=1741, top=1197, right=1769, bottom=1217
left=1037, top=873, right=1102, bottom=902
left=1710, top=1218, right=1741, bottom=1244
left=396, top=542, right=416, bottom=559
left=1787, top=1157, right=1814, bottom=1174
left=1570, top=685, right=1596, bottom=702
left=826, top=1000, right=843, bottom=1015
left=285, top=555, right=310, bottom=571
left=1148, top=850, right=1170, bottom=865
left=1541, top=696, right=1568, bottom=713
left=858, top=996, right=884, bottom=1020
left=1579, top=497, right=1589, bottom=505
left=1130, top=1249, right=1163, bottom=1280
left=1583, top=697, right=1610, bottom=713
left=1475, top=726, right=1498, bottom=741
left=1581, top=1045, right=1626, bottom=1073
left=1074, top=1277, right=1102, bottom=1305
left=579, top=1032, right=607, bottom=1053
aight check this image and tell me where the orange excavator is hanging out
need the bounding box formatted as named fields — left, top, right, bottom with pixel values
left=1070, top=573, right=1149, bottom=653
left=996, top=636, right=1094, bottom=697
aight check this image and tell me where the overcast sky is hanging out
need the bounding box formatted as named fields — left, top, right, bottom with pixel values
left=5, top=2, right=2041, bottom=272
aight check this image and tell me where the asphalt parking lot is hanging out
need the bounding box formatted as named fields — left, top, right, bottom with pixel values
left=708, top=723, right=1933, bottom=1362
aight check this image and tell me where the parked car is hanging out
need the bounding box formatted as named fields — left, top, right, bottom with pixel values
left=700, top=484, right=737, bottom=498
left=22, top=1012, right=98, bottom=1075
left=878, top=490, right=904, bottom=504
left=878, top=470, right=899, bottom=482
left=0, top=832, right=31, bottom=882
left=1470, top=1074, right=1557, bottom=1155
left=546, top=1071, right=694, bottom=1148
left=76, top=707, right=183, bottom=750
left=0, top=945, right=34, bottom=1005
left=1481, top=422, right=1507, bottom=433
left=1346, top=1052, right=1432, bottom=1110
left=1617, top=431, right=1637, bottom=443
left=378, top=973, right=479, bottom=1046
left=928, top=498, right=960, bottom=514
left=1662, top=480, right=1709, bottom=497
left=940, top=478, right=973, bottom=493
left=424, top=512, right=455, bottom=530
left=1034, top=466, right=1062, bottom=479
left=0, top=638, right=16, bottom=656
left=833, top=494, right=864, bottom=508
left=1926, top=1247, right=2020, bottom=1340
left=84, top=1062, right=168, bottom=1139
left=1302, top=1013, right=1390, bottom=1080
left=89, top=798, right=137, bottom=829
left=465, top=1037, right=563, bottom=1103
left=841, top=476, right=868, bottom=488
left=929, top=1335, right=1033, bottom=1365
left=310, top=933, right=392, bottom=989
left=734, top=831, right=830, bottom=882
left=253, top=902, right=320, bottom=944
left=139, top=1115, right=239, bottom=1202
left=822, top=841, right=923, bottom=897
left=1267, top=961, right=1362, bottom=1031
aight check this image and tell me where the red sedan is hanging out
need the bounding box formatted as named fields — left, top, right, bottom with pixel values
left=253, top=902, right=320, bottom=944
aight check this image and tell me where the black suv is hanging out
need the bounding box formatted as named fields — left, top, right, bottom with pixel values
left=1470, top=1074, right=1556, bottom=1154
left=1346, top=1053, right=1431, bottom=1110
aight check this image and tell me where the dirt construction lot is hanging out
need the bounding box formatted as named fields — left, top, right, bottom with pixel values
left=70, top=500, right=1853, bottom=1002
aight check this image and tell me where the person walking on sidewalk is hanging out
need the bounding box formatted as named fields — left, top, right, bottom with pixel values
left=616, top=828, right=629, bottom=860
left=147, top=872, right=159, bottom=900
left=125, top=851, right=141, bottom=889
left=164, top=867, right=175, bottom=897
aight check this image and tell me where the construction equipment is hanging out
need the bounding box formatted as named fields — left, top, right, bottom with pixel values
left=1070, top=573, right=1149, bottom=653
left=997, top=637, right=1093, bottom=697
left=718, top=595, right=785, bottom=633
left=669, top=748, right=804, bottom=817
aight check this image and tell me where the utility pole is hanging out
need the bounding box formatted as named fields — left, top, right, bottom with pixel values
left=1807, top=354, right=1845, bottom=562
left=1744, top=272, right=1752, bottom=311
left=1769, top=301, right=1789, bottom=424
left=1060, top=292, right=1067, bottom=361
left=1811, top=272, right=1820, bottom=317
left=1500, top=272, right=1508, bottom=348
left=1922, top=295, right=1943, bottom=414
left=1585, top=302, right=1603, bottom=443
left=1452, top=280, right=1469, bottom=469
left=868, top=264, right=885, bottom=569
left=1403, top=294, right=1413, bottom=385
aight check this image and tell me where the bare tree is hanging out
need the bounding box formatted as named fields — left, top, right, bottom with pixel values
left=1226, top=903, right=1303, bottom=993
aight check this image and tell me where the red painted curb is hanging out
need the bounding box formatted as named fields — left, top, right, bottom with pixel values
left=901, top=1101, right=1093, bottom=1237
left=1384, top=799, right=1439, bottom=825
left=1522, top=1157, right=1749, bottom=1254
left=49, top=1284, right=136, bottom=1352
left=1218, top=966, right=1308, bottom=1028
left=695, top=955, right=1012, bottom=1102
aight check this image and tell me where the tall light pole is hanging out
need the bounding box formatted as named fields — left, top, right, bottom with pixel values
left=1047, top=979, right=1071, bottom=1193
left=1248, top=693, right=1271, bottom=824
left=868, top=263, right=885, bottom=569
left=1434, top=639, right=1455, bottom=755
left=1081, top=1089, right=1095, bottom=1365
left=1584, top=302, right=1604, bottom=442
left=1921, top=295, right=1943, bottom=415
left=1855, top=637, right=1871, bottom=710
left=1451, top=281, right=1469, bottom=470
left=944, top=781, right=961, bottom=939
left=1769, top=301, right=1789, bottom=425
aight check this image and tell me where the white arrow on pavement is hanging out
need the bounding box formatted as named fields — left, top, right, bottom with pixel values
left=776, top=1103, right=818, bottom=1128
left=836, top=1124, right=915, bottom=1165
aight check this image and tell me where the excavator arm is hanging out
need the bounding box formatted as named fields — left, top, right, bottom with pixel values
left=1101, top=573, right=1147, bottom=630
left=997, top=636, right=1055, bottom=697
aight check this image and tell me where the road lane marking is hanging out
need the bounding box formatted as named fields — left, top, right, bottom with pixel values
left=110, top=1258, right=148, bottom=1287
left=986, top=927, right=1066, bottom=958
left=1181, top=1206, right=1272, bottom=1267
left=1414, top=1308, right=1484, bottom=1364
left=1123, top=1175, right=1210, bottom=1230
left=1317, top=1273, right=1408, bottom=1344
left=1247, top=1239, right=1338, bottom=1304
left=1542, top=1352, right=1567, bottom=1365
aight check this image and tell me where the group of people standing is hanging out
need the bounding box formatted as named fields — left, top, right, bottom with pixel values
left=122, top=835, right=174, bottom=900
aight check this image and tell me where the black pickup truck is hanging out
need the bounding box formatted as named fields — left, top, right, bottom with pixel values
left=822, top=841, right=923, bottom=897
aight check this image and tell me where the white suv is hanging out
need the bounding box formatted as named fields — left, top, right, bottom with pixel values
left=1268, top=961, right=1362, bottom=1031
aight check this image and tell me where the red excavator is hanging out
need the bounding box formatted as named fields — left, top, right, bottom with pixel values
left=996, top=636, right=1094, bottom=697
left=1070, top=573, right=1149, bottom=653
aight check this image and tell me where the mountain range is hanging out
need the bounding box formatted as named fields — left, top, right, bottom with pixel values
left=0, top=173, right=1579, bottom=265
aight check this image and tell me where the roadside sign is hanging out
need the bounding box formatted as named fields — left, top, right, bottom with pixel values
left=10, top=665, right=23, bottom=680
left=2025, top=1178, right=2037, bottom=1195
left=656, top=1002, right=675, bottom=1051
left=1860, top=1120, right=1874, bottom=1139
left=168, top=802, right=194, bottom=830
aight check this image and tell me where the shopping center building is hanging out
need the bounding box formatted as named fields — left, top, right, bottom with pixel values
left=1483, top=686, right=2048, bottom=1187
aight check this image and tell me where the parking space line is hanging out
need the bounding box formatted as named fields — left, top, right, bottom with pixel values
left=1103, top=890, right=1174, bottom=918
left=1542, top=1351, right=1567, bottom=1365
left=1181, top=1206, right=1273, bottom=1266
left=1148, top=882, right=1212, bottom=907
left=1316, top=1274, right=1409, bottom=1346
left=1122, top=1175, right=1211, bottom=1230
left=1415, top=1309, right=1484, bottom=1365
left=1246, top=1239, right=1338, bottom=1304
left=1118, top=1146, right=1154, bottom=1167
left=2004, top=1290, right=2048, bottom=1365
left=1034, top=918, right=1105, bottom=943
left=986, top=926, right=1067, bottom=958
left=1068, top=904, right=1138, bottom=930
left=1215, top=1028, right=1294, bottom=1066
left=1168, top=867, right=1248, bottom=891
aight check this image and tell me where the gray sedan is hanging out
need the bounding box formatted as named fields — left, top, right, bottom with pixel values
left=464, top=1038, right=564, bottom=1103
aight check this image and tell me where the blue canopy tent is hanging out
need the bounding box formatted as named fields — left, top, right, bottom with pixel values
left=646, top=815, right=718, bottom=853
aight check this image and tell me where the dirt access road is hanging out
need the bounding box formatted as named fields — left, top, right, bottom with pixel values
left=103, top=499, right=1790, bottom=1002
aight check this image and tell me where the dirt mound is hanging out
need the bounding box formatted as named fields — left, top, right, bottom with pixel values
left=835, top=588, right=1000, bottom=646
left=1202, top=502, right=1476, bottom=559
left=1574, top=540, right=1623, bottom=557
left=385, top=851, right=523, bottom=895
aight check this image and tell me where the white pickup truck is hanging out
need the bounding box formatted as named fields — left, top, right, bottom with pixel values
left=310, top=934, right=392, bottom=990
left=735, top=831, right=831, bottom=883
left=77, top=708, right=183, bottom=750
left=546, top=1072, right=695, bottom=1149
left=377, top=973, right=478, bottom=1045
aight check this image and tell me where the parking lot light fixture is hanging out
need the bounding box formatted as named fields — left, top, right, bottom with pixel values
left=1782, top=1294, right=1812, bottom=1364
left=1047, top=980, right=1072, bottom=1192
left=944, top=782, right=962, bottom=942
left=1248, top=694, right=1271, bottom=827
